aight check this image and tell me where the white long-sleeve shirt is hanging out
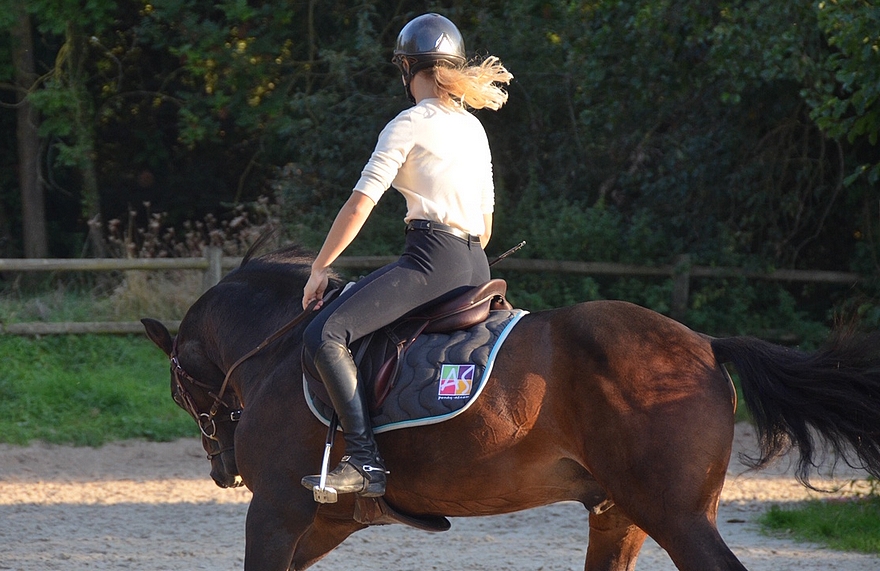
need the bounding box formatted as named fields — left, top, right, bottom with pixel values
left=353, top=98, right=495, bottom=237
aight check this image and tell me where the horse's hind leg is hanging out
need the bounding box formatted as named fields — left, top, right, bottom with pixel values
left=585, top=506, right=647, bottom=571
left=605, top=452, right=747, bottom=571
left=652, top=517, right=746, bottom=571
left=289, top=512, right=363, bottom=570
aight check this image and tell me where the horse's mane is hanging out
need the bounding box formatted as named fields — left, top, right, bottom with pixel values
left=178, top=234, right=325, bottom=384
left=233, top=231, right=340, bottom=284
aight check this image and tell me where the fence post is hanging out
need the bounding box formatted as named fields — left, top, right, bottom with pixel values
left=671, top=254, right=691, bottom=322
left=203, top=246, right=223, bottom=291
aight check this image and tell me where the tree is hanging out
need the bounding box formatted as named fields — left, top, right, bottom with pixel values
left=0, top=2, right=47, bottom=257
left=29, top=1, right=117, bottom=256
left=0, top=0, right=875, bottom=329
left=0, top=0, right=121, bottom=257
left=13, top=6, right=46, bottom=257
left=809, top=0, right=880, bottom=185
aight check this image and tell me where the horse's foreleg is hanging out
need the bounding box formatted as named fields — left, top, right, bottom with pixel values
left=244, top=493, right=361, bottom=571
left=584, top=506, right=647, bottom=571
left=244, top=494, right=299, bottom=570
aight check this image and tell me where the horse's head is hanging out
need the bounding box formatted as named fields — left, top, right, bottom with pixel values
left=142, top=317, right=243, bottom=488
left=141, top=242, right=322, bottom=488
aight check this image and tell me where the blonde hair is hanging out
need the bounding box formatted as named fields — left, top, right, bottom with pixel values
left=431, top=56, right=513, bottom=111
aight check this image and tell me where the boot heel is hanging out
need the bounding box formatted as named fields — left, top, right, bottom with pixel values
left=358, top=487, right=385, bottom=497
left=357, top=464, right=387, bottom=497
left=358, top=480, right=386, bottom=498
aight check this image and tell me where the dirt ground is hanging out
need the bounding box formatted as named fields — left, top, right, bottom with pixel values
left=0, top=423, right=878, bottom=571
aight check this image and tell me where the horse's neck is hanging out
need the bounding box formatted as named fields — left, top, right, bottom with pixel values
left=197, top=270, right=316, bottom=399
left=212, top=308, right=310, bottom=402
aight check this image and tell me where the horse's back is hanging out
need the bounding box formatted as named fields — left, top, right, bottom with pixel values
left=509, top=299, right=724, bottom=394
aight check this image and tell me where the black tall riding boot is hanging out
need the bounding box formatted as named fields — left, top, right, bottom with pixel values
left=301, top=341, right=387, bottom=497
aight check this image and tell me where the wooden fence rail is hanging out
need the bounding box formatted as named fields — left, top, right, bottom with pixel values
left=0, top=248, right=865, bottom=335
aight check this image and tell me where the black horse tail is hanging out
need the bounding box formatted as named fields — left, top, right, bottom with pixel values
left=711, top=332, right=880, bottom=488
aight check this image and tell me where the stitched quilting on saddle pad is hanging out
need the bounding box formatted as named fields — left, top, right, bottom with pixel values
left=304, top=309, right=528, bottom=433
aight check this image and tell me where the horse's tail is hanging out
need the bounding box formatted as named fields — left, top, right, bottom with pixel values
left=710, top=332, right=880, bottom=487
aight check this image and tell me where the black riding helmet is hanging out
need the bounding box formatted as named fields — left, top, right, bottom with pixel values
left=392, top=13, right=466, bottom=103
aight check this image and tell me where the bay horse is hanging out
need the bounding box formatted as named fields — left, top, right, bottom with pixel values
left=142, top=243, right=880, bottom=571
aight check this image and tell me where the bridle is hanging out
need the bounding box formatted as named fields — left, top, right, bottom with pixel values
left=169, top=300, right=320, bottom=460
left=170, top=345, right=242, bottom=458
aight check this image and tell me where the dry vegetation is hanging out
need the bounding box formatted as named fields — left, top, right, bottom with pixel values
left=1, top=197, right=282, bottom=323
left=107, top=197, right=283, bottom=321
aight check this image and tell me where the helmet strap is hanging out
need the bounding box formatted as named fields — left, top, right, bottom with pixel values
left=403, top=75, right=416, bottom=104
left=394, top=55, right=418, bottom=104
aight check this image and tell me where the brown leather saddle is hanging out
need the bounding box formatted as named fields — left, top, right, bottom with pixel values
left=303, top=279, right=512, bottom=413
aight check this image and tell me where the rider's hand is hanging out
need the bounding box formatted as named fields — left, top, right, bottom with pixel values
left=302, top=268, right=329, bottom=310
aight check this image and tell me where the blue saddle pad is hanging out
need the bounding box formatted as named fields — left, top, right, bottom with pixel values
left=304, top=309, right=527, bottom=433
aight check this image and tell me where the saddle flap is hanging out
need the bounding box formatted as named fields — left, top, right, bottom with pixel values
left=354, top=496, right=451, bottom=532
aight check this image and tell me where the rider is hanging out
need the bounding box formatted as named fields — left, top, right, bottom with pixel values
left=300, top=13, right=513, bottom=498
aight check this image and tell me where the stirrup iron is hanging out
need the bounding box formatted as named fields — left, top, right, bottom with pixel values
left=312, top=414, right=339, bottom=504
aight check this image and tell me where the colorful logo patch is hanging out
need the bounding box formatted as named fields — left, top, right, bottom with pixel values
left=438, top=364, right=475, bottom=399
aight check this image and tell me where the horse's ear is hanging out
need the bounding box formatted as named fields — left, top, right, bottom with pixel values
left=141, top=318, right=174, bottom=357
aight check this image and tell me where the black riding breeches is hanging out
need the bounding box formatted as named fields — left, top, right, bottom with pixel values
left=302, top=228, right=490, bottom=357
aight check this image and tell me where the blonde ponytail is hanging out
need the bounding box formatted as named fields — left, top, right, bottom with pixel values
left=432, top=56, right=513, bottom=111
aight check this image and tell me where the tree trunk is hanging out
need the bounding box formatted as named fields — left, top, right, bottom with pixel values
left=65, top=22, right=105, bottom=257
left=0, top=200, right=12, bottom=257
left=12, top=7, right=48, bottom=258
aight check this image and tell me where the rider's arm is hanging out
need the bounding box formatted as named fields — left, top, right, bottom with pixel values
left=302, top=191, right=376, bottom=309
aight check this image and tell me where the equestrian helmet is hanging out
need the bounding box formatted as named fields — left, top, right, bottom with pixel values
left=392, top=13, right=466, bottom=79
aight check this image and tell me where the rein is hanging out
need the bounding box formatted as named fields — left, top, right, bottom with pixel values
left=211, top=299, right=319, bottom=417
left=171, top=300, right=319, bottom=449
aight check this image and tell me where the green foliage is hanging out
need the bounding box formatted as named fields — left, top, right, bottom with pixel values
left=0, top=0, right=878, bottom=332
left=760, top=495, right=880, bottom=554
left=25, top=0, right=117, bottom=35
left=136, top=0, right=402, bottom=207
left=810, top=0, right=880, bottom=185
left=499, top=272, right=602, bottom=311
left=0, top=334, right=193, bottom=446
left=492, top=191, right=835, bottom=343
left=686, top=278, right=830, bottom=345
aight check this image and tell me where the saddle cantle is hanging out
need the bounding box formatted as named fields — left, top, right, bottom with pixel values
left=417, top=278, right=512, bottom=332
left=303, top=279, right=513, bottom=412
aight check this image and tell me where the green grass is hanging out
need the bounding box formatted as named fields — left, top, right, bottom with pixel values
left=0, top=334, right=196, bottom=446
left=760, top=496, right=880, bottom=554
